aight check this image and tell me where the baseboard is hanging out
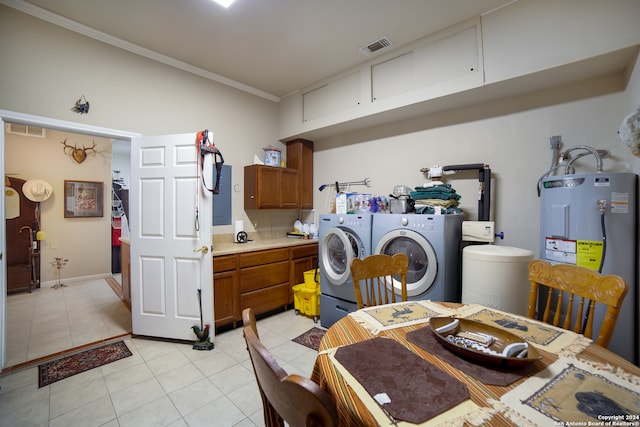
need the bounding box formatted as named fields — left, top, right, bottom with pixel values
left=40, top=273, right=112, bottom=287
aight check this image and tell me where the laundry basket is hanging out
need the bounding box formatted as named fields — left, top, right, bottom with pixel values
left=293, top=269, right=320, bottom=322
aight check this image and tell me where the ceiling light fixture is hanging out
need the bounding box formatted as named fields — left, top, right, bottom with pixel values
left=213, top=0, right=235, bottom=7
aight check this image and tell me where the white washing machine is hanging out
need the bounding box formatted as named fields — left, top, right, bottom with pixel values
left=372, top=214, right=463, bottom=302
left=319, top=213, right=372, bottom=327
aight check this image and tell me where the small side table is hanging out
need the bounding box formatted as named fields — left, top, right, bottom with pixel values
left=51, top=257, right=68, bottom=289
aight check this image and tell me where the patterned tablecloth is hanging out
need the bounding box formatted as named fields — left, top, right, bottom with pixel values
left=312, top=302, right=640, bottom=427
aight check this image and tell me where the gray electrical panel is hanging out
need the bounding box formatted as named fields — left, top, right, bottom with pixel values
left=213, top=164, right=231, bottom=226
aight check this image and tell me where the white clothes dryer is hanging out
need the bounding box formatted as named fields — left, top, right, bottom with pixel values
left=318, top=213, right=372, bottom=327
left=372, top=214, right=463, bottom=302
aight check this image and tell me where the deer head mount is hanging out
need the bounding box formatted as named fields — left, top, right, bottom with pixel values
left=61, top=139, right=97, bottom=164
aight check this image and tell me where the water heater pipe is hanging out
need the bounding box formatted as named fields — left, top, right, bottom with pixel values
left=442, top=163, right=491, bottom=221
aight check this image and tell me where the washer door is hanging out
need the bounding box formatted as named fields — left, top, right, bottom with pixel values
left=374, top=229, right=437, bottom=296
left=320, top=227, right=365, bottom=286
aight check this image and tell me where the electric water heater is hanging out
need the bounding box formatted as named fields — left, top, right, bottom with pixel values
left=540, top=172, right=638, bottom=364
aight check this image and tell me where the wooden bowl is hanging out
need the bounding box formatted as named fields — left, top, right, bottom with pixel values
left=429, top=316, right=542, bottom=368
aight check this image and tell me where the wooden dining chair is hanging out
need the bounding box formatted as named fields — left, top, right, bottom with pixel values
left=527, top=259, right=628, bottom=347
left=241, top=308, right=338, bottom=427
left=350, top=253, right=409, bottom=309
left=242, top=306, right=259, bottom=337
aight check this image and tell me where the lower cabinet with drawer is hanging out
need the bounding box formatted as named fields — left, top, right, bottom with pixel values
left=240, top=282, right=291, bottom=317
left=239, top=248, right=290, bottom=316
left=213, top=242, right=318, bottom=329
left=213, top=254, right=238, bottom=329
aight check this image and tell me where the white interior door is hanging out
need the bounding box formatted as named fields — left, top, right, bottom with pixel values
left=130, top=133, right=213, bottom=341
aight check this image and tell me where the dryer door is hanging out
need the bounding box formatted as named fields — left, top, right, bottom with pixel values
left=320, top=227, right=364, bottom=286
left=374, top=229, right=437, bottom=296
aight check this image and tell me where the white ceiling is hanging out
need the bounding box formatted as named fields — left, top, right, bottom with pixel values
left=14, top=0, right=513, bottom=100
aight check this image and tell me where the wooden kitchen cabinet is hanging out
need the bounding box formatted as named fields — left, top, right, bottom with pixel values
left=280, top=168, right=299, bottom=208
left=244, top=165, right=299, bottom=209
left=212, top=242, right=318, bottom=328
left=239, top=248, right=290, bottom=315
left=213, top=254, right=238, bottom=328
left=286, top=139, right=314, bottom=209
left=244, top=139, right=313, bottom=210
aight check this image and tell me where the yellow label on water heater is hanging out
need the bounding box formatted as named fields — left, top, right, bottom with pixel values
left=576, top=240, right=604, bottom=271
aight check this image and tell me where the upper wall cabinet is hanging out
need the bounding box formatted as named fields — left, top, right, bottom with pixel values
left=303, top=70, right=361, bottom=123
left=279, top=1, right=640, bottom=142
left=286, top=139, right=314, bottom=209
left=244, top=139, right=313, bottom=210
left=372, top=25, right=479, bottom=102
left=244, top=165, right=298, bottom=209
left=280, top=19, right=483, bottom=140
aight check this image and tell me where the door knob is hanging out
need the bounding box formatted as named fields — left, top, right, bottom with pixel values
left=194, top=245, right=209, bottom=254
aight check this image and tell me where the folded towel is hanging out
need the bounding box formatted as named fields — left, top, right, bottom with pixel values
left=415, top=183, right=454, bottom=191
left=413, top=199, right=459, bottom=208
left=411, top=184, right=461, bottom=201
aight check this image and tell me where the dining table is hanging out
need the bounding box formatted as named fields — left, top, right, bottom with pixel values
left=311, top=300, right=640, bottom=427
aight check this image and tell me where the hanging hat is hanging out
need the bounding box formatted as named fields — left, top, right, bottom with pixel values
left=22, top=179, right=53, bottom=202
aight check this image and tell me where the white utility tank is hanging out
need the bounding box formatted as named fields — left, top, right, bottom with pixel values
left=461, top=245, right=533, bottom=315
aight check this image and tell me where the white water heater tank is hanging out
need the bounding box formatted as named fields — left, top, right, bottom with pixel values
left=461, top=245, right=533, bottom=316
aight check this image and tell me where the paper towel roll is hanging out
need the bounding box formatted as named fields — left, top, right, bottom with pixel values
left=234, top=220, right=244, bottom=242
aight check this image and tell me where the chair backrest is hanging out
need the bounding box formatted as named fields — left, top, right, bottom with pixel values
left=241, top=308, right=338, bottom=427
left=527, top=259, right=628, bottom=347
left=350, top=253, right=409, bottom=309
left=242, top=305, right=258, bottom=337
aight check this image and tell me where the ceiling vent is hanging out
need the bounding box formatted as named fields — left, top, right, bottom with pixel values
left=359, top=37, right=392, bottom=56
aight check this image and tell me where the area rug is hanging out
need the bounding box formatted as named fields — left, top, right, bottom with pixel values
left=38, top=341, right=132, bottom=388
left=292, top=327, right=326, bottom=351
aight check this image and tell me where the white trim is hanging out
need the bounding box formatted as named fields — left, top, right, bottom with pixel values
left=0, top=109, right=139, bottom=369
left=40, top=273, right=115, bottom=288
left=0, top=0, right=280, bottom=103
left=0, top=110, right=141, bottom=140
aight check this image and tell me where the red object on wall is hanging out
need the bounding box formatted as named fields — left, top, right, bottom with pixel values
left=112, top=224, right=122, bottom=246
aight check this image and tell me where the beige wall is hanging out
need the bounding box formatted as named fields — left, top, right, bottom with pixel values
left=2, top=4, right=640, bottom=280
left=311, top=55, right=640, bottom=255
left=0, top=5, right=299, bottom=282
left=6, top=129, right=112, bottom=282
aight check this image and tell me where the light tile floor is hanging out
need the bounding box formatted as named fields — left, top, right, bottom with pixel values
left=0, top=278, right=320, bottom=426
left=5, top=277, right=131, bottom=367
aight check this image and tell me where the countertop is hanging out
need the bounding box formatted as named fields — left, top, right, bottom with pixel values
left=212, top=237, right=318, bottom=256
left=120, top=235, right=316, bottom=256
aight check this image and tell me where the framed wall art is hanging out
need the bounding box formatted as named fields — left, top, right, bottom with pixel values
left=64, top=180, right=104, bottom=218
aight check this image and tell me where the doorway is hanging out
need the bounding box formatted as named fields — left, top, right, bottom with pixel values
left=0, top=109, right=140, bottom=369
left=110, top=140, right=131, bottom=283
